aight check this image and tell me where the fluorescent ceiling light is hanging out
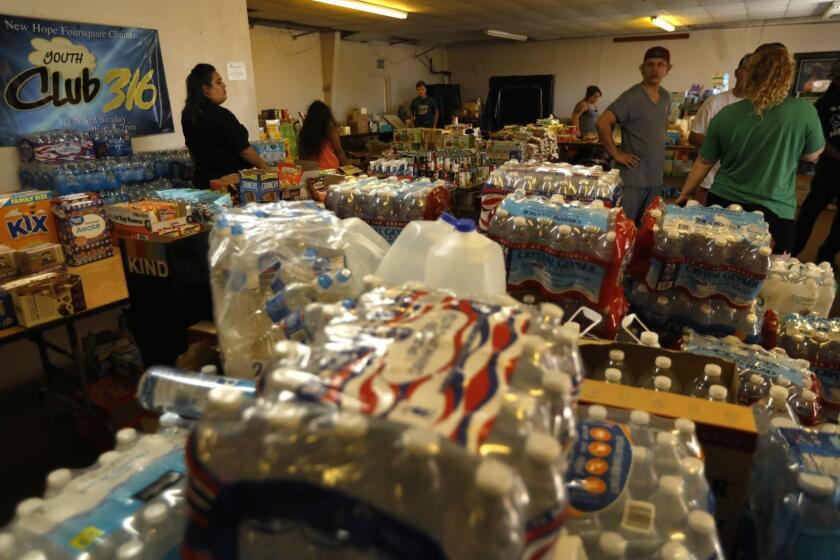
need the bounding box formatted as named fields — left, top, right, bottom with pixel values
left=485, top=29, right=528, bottom=41
left=313, top=0, right=407, bottom=19
left=822, top=1, right=840, bottom=20
left=651, top=16, right=676, bottom=32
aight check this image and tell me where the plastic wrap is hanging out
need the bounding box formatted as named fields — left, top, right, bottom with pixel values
left=183, top=287, right=583, bottom=559
left=490, top=125, right=560, bottom=162
left=487, top=192, right=636, bottom=338
left=368, top=148, right=490, bottom=188
left=777, top=314, right=840, bottom=413
left=760, top=257, right=836, bottom=317
left=208, top=202, right=387, bottom=378
left=479, top=161, right=622, bottom=231
left=324, top=177, right=452, bottom=243
left=18, top=129, right=95, bottom=163
left=564, top=405, right=721, bottom=560
left=1, top=426, right=188, bottom=559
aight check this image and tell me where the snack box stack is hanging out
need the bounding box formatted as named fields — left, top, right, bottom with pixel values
left=105, top=200, right=200, bottom=242
left=1, top=271, right=86, bottom=328
left=18, top=243, right=66, bottom=276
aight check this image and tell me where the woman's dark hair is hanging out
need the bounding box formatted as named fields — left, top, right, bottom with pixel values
left=585, top=85, right=602, bottom=98
left=298, top=100, right=337, bottom=159
left=183, top=63, right=216, bottom=125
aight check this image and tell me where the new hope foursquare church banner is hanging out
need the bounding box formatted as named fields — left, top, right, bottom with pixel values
left=0, top=14, right=173, bottom=146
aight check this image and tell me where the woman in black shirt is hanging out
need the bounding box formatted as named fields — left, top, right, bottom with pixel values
left=181, top=64, right=268, bottom=188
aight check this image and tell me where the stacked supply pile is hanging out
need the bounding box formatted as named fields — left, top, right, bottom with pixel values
left=487, top=193, right=636, bottom=338
left=760, top=257, right=836, bottom=317
left=368, top=148, right=490, bottom=187
left=183, top=286, right=580, bottom=559
left=479, top=161, right=622, bottom=231
left=491, top=125, right=559, bottom=162
left=565, top=405, right=722, bottom=560
left=628, top=200, right=773, bottom=343
left=777, top=314, right=840, bottom=414
left=209, top=201, right=387, bottom=378
left=324, top=176, right=451, bottom=243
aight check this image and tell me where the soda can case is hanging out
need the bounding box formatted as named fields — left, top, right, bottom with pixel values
left=183, top=287, right=582, bottom=559
left=776, top=314, right=840, bottom=413
left=479, top=161, right=622, bottom=232
left=487, top=192, right=637, bottom=339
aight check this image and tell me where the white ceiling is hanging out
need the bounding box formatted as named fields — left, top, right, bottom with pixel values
left=247, top=0, right=839, bottom=44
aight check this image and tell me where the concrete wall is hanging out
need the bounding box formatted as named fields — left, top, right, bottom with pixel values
left=447, top=22, right=840, bottom=121
left=0, top=0, right=259, bottom=193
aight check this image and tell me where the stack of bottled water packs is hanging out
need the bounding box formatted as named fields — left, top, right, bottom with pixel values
left=209, top=201, right=388, bottom=379
left=487, top=191, right=637, bottom=338
left=777, top=314, right=840, bottom=414
left=480, top=161, right=622, bottom=231
left=565, top=405, right=722, bottom=560
left=0, top=420, right=190, bottom=559
left=182, top=286, right=581, bottom=559
left=628, top=200, right=773, bottom=343
left=760, top=257, right=836, bottom=317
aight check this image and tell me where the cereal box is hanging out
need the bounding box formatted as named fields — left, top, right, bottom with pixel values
left=0, top=245, right=18, bottom=282
left=239, top=168, right=280, bottom=204
left=52, top=193, right=114, bottom=266
left=18, top=243, right=66, bottom=275
left=0, top=191, right=59, bottom=249
left=3, top=272, right=86, bottom=327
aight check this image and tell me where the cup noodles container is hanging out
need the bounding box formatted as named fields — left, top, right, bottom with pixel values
left=3, top=271, right=86, bottom=327
left=18, top=243, right=66, bottom=275
left=0, top=191, right=59, bottom=249
left=52, top=193, right=114, bottom=266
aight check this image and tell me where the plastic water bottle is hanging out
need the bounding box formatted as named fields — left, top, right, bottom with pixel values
left=115, top=428, right=138, bottom=452
left=652, top=432, right=683, bottom=476
left=593, top=349, right=634, bottom=384
left=604, top=368, right=623, bottom=384
left=684, top=363, right=723, bottom=398
left=627, top=446, right=658, bottom=500
left=526, top=303, right=564, bottom=339
left=791, top=389, right=822, bottom=427
left=674, top=418, right=701, bottom=459
left=591, top=531, right=627, bottom=560
left=749, top=417, right=802, bottom=536
left=587, top=405, right=608, bottom=422
left=652, top=375, right=674, bottom=393
left=659, top=541, right=691, bottom=560
left=752, top=385, right=798, bottom=433
left=137, top=366, right=256, bottom=418
left=389, top=428, right=442, bottom=525
left=680, top=457, right=711, bottom=511
left=766, top=473, right=840, bottom=558
left=542, top=371, right=576, bottom=450
left=707, top=385, right=729, bottom=403
left=629, top=410, right=655, bottom=448
left=684, top=510, right=724, bottom=559
left=425, top=218, right=507, bottom=296
left=737, top=373, right=768, bottom=406
left=442, top=459, right=524, bottom=560
left=649, top=475, right=689, bottom=537
left=521, top=432, right=566, bottom=549
left=639, top=356, right=681, bottom=393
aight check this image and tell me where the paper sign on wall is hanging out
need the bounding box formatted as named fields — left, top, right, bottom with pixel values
left=227, top=62, right=247, bottom=81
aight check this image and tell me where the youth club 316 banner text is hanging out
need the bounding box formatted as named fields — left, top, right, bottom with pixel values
left=0, top=14, right=173, bottom=146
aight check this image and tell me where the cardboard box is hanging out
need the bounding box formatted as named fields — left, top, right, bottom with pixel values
left=18, top=243, right=66, bottom=275
left=52, top=193, right=113, bottom=266
left=239, top=168, right=280, bottom=204
left=105, top=201, right=199, bottom=242
left=3, top=271, right=86, bottom=327
left=0, top=190, right=59, bottom=249
left=578, top=341, right=756, bottom=554
left=0, top=245, right=18, bottom=282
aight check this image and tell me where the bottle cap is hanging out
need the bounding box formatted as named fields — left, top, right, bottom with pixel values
left=746, top=313, right=758, bottom=324
left=798, top=472, right=835, bottom=497
left=266, top=405, right=306, bottom=430
left=632, top=446, right=650, bottom=462
left=521, top=334, right=548, bottom=355
left=709, top=385, right=728, bottom=401
left=801, top=389, right=817, bottom=403
left=455, top=218, right=476, bottom=232
left=680, top=457, right=704, bottom=477
left=142, top=502, right=168, bottom=525
left=476, top=459, right=514, bottom=496
left=402, top=427, right=440, bottom=456
left=667, top=229, right=680, bottom=240
left=650, top=209, right=663, bottom=220
left=658, top=475, right=684, bottom=496
left=630, top=410, right=650, bottom=426
left=200, top=364, right=218, bottom=375
left=523, top=295, right=536, bottom=305
left=539, top=302, right=564, bottom=321
left=769, top=417, right=799, bottom=430
left=749, top=374, right=764, bottom=386
left=98, top=451, right=121, bottom=466
left=334, top=412, right=369, bottom=439
left=542, top=371, right=572, bottom=394
left=687, top=510, right=716, bottom=535
left=675, top=418, right=696, bottom=435
left=654, top=375, right=672, bottom=391
left=657, top=296, right=669, bottom=306
left=769, top=385, right=789, bottom=401
left=818, top=423, right=839, bottom=434
left=714, top=236, right=728, bottom=247
left=727, top=204, right=743, bottom=212
left=439, top=212, right=458, bottom=225
left=116, top=541, right=144, bottom=560
left=640, top=331, right=659, bottom=346
left=704, top=364, right=722, bottom=377
left=598, top=531, right=627, bottom=557
left=660, top=542, right=691, bottom=560
left=47, top=468, right=72, bottom=491
left=588, top=405, right=608, bottom=421
left=525, top=432, right=561, bottom=463
left=116, top=428, right=138, bottom=448
left=700, top=303, right=713, bottom=314
left=655, top=356, right=672, bottom=369
left=207, top=387, right=243, bottom=415
left=656, top=431, right=678, bottom=449
left=606, top=231, right=617, bottom=242
left=362, top=274, right=383, bottom=290
left=609, top=349, right=625, bottom=361
left=759, top=245, right=772, bottom=256
left=159, top=412, right=180, bottom=429
left=15, top=497, right=44, bottom=518
left=559, top=224, right=572, bottom=235
left=564, top=322, right=581, bottom=336
left=605, top=368, right=622, bottom=383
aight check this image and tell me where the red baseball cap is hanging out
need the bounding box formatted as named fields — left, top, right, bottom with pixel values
left=644, top=46, right=671, bottom=64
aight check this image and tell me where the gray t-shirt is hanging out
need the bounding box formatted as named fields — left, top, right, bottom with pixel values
left=607, top=84, right=670, bottom=188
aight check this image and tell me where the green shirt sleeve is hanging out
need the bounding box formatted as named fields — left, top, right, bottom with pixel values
left=803, top=104, right=826, bottom=154
left=699, top=112, right=722, bottom=162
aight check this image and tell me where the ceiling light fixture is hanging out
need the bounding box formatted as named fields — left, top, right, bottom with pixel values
left=485, top=29, right=528, bottom=41
left=650, top=16, right=676, bottom=32
left=313, top=0, right=408, bottom=19
left=821, top=1, right=840, bottom=20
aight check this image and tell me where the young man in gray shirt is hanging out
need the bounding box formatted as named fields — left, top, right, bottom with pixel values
left=597, top=46, right=672, bottom=223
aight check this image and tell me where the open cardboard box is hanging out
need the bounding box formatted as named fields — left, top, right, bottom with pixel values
left=578, top=340, right=757, bottom=554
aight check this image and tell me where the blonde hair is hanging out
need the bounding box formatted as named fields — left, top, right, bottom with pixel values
left=743, top=47, right=794, bottom=116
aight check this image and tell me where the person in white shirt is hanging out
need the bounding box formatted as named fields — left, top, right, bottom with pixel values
left=688, top=54, right=750, bottom=204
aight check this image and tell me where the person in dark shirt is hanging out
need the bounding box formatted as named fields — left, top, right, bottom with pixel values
left=793, top=60, right=840, bottom=264
left=409, top=81, right=439, bottom=128
left=181, top=63, right=268, bottom=188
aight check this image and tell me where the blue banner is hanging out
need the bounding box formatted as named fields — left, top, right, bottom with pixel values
left=0, top=14, right=173, bottom=146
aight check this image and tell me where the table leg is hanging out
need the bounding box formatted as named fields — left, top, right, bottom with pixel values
left=65, top=320, right=92, bottom=409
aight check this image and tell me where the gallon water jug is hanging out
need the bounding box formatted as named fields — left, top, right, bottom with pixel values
left=376, top=213, right=458, bottom=286
left=424, top=218, right=506, bottom=296
left=341, top=217, right=390, bottom=277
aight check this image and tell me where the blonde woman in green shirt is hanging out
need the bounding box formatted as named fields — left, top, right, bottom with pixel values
left=677, top=44, right=824, bottom=254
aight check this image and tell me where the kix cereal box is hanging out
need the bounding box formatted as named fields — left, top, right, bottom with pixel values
left=0, top=191, right=59, bottom=249
left=52, top=193, right=113, bottom=266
